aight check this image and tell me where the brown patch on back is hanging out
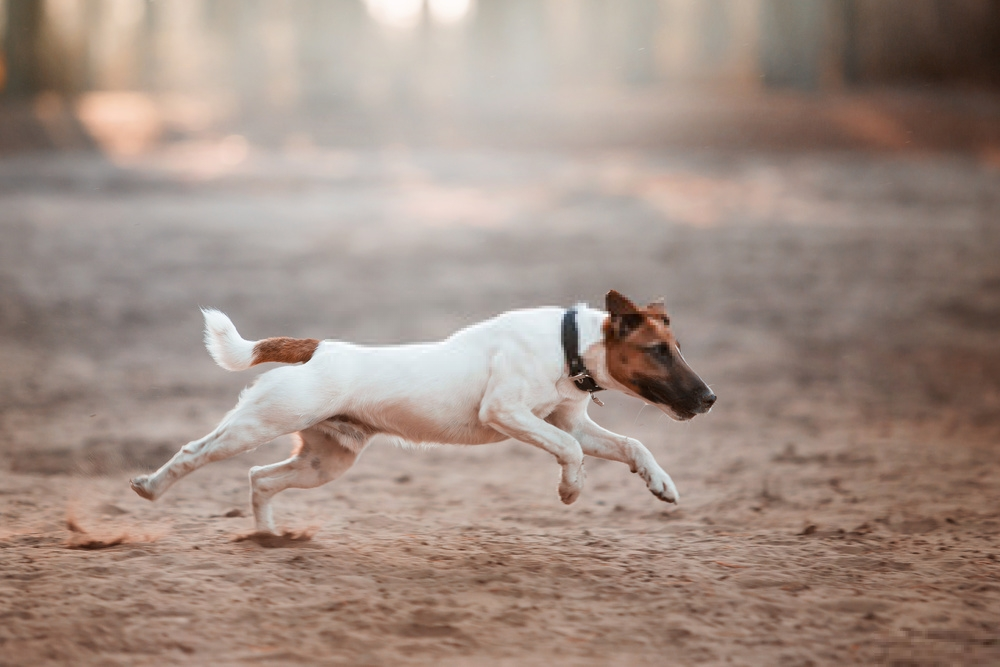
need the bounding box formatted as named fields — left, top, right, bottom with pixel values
left=252, top=337, right=320, bottom=366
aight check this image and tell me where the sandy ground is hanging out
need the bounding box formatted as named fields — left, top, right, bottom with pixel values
left=2, top=131, right=1000, bottom=665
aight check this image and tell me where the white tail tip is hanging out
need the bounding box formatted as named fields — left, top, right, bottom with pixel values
left=201, top=308, right=255, bottom=371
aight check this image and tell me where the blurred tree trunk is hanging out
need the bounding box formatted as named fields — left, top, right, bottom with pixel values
left=839, top=0, right=860, bottom=84
left=758, top=0, right=824, bottom=89
left=2, top=0, right=45, bottom=97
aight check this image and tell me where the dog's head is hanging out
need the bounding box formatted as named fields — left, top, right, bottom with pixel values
left=602, top=290, right=716, bottom=421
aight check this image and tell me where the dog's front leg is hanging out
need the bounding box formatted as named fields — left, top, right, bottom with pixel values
left=551, top=406, right=678, bottom=504
left=481, top=405, right=585, bottom=504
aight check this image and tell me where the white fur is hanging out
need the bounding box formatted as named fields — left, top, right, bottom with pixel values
left=131, top=305, right=681, bottom=534
left=201, top=308, right=255, bottom=371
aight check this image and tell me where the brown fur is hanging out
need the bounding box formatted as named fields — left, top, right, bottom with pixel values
left=599, top=290, right=712, bottom=420
left=645, top=299, right=670, bottom=324
left=252, top=337, right=320, bottom=366
left=601, top=292, right=679, bottom=394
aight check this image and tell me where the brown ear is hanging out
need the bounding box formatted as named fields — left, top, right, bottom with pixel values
left=646, top=299, right=668, bottom=318
left=606, top=290, right=640, bottom=316
left=606, top=290, right=645, bottom=339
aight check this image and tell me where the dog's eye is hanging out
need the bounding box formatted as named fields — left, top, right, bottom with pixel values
left=647, top=343, right=671, bottom=359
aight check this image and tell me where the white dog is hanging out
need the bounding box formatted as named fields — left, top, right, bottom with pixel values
left=130, top=290, right=715, bottom=534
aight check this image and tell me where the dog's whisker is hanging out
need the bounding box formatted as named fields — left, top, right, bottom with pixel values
left=633, top=403, right=649, bottom=426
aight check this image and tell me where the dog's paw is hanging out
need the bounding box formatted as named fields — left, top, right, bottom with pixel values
left=558, top=470, right=584, bottom=504
left=129, top=476, right=155, bottom=501
left=559, top=480, right=582, bottom=505
left=647, top=472, right=679, bottom=504
left=558, top=463, right=585, bottom=505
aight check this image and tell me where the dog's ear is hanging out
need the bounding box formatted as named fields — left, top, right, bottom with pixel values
left=606, top=290, right=645, bottom=338
left=606, top=290, right=640, bottom=316
left=646, top=298, right=670, bottom=324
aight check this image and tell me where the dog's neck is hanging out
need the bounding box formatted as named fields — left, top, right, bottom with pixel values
left=576, top=306, right=619, bottom=392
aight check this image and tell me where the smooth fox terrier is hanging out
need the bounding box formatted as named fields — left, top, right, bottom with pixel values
left=130, top=290, right=716, bottom=534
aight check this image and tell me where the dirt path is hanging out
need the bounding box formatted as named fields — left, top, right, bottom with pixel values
left=1, top=146, right=999, bottom=665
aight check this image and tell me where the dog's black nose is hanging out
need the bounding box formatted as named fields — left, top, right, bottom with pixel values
left=701, top=391, right=717, bottom=409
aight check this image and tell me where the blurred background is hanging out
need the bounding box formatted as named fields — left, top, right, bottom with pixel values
left=1, top=0, right=1000, bottom=467
left=0, top=0, right=998, bottom=482
left=0, top=0, right=999, bottom=462
left=2, top=0, right=1000, bottom=154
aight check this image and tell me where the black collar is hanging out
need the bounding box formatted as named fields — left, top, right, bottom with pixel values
left=562, top=307, right=605, bottom=405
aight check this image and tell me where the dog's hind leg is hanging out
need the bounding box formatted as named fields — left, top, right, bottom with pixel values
left=130, top=366, right=328, bottom=502
left=249, top=424, right=366, bottom=534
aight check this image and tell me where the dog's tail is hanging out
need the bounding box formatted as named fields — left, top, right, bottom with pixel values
left=201, top=308, right=320, bottom=371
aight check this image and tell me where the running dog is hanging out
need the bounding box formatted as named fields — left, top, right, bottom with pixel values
left=130, top=290, right=716, bottom=534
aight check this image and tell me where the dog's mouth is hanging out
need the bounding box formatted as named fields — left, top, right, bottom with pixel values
left=632, top=376, right=714, bottom=422
left=658, top=404, right=698, bottom=422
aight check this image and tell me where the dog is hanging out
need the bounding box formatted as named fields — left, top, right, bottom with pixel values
left=129, top=290, right=716, bottom=534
